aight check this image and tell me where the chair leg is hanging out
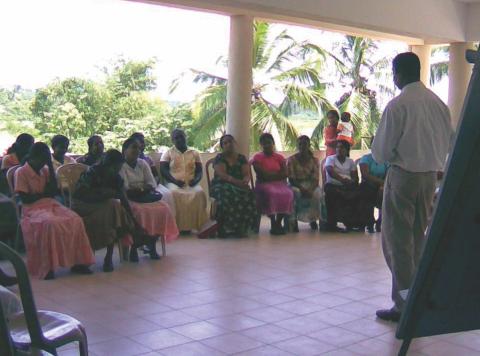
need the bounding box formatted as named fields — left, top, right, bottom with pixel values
left=78, top=327, right=89, bottom=356
left=161, top=235, right=166, bottom=257
left=14, top=225, right=23, bottom=252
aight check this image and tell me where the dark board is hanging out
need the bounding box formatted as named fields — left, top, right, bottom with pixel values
left=396, top=47, right=480, bottom=352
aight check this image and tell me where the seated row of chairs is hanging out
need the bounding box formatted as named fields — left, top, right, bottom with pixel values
left=4, top=162, right=167, bottom=259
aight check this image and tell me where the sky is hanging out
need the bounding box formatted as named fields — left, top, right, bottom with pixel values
left=0, top=0, right=448, bottom=105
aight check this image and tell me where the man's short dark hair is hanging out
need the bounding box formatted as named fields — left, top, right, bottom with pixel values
left=392, top=52, right=421, bottom=79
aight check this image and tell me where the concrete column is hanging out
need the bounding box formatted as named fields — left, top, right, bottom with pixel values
left=410, top=45, right=432, bottom=87
left=448, top=42, right=475, bottom=129
left=226, top=15, right=253, bottom=156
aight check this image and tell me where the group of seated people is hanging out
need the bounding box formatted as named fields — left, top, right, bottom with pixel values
left=0, top=122, right=388, bottom=279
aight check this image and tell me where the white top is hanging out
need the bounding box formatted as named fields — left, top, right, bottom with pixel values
left=119, top=159, right=157, bottom=190
left=372, top=82, right=454, bottom=173
left=324, top=155, right=357, bottom=185
left=338, top=121, right=354, bottom=139
left=160, top=146, right=201, bottom=183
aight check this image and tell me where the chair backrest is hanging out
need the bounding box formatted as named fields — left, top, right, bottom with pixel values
left=320, top=158, right=327, bottom=187
left=6, top=165, right=20, bottom=196
left=0, top=295, right=15, bottom=356
left=205, top=158, right=215, bottom=194
left=0, top=242, right=45, bottom=348
left=56, top=163, right=88, bottom=207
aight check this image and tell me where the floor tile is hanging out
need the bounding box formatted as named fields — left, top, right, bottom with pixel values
left=274, top=315, right=330, bottom=334
left=274, top=335, right=337, bottom=355
left=171, top=321, right=228, bottom=340
left=201, top=332, right=264, bottom=354
left=207, top=313, right=266, bottom=331
left=339, top=317, right=395, bottom=337
left=234, top=345, right=294, bottom=355
left=89, top=338, right=151, bottom=356
left=6, top=226, right=480, bottom=356
left=159, top=341, right=225, bottom=355
left=144, top=310, right=199, bottom=328
left=241, top=324, right=300, bottom=344
left=243, top=307, right=296, bottom=323
left=309, top=326, right=368, bottom=347
left=134, top=329, right=192, bottom=350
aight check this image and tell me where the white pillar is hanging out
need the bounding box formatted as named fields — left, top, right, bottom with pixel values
left=448, top=42, right=475, bottom=129
left=410, top=45, right=432, bottom=87
left=226, top=15, right=253, bottom=156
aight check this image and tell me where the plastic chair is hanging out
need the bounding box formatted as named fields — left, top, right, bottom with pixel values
left=0, top=241, right=88, bottom=356
left=0, top=294, right=16, bottom=356
left=56, top=163, right=88, bottom=208
left=6, top=166, right=23, bottom=251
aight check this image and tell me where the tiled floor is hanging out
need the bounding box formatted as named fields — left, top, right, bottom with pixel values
left=4, top=220, right=480, bottom=356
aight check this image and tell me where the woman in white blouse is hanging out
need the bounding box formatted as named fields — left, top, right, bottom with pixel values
left=120, top=138, right=179, bottom=261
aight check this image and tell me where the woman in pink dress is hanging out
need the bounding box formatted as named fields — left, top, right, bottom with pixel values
left=14, top=143, right=95, bottom=280
left=120, top=138, right=178, bottom=260
left=251, top=133, right=294, bottom=235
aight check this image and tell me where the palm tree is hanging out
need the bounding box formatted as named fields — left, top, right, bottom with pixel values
left=312, top=36, right=394, bottom=149
left=430, top=45, right=449, bottom=86
left=172, top=21, right=333, bottom=151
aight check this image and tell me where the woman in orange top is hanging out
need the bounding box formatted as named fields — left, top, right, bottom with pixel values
left=1, top=133, right=34, bottom=170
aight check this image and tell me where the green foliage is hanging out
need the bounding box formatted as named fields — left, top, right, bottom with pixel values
left=1, top=58, right=197, bottom=154
left=312, top=35, right=394, bottom=149
left=175, top=21, right=334, bottom=152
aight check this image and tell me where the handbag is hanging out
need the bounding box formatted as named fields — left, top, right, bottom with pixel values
left=129, top=190, right=163, bottom=203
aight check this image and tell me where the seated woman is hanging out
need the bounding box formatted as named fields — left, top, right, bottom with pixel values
left=120, top=138, right=178, bottom=253
left=1, top=133, right=34, bottom=170
left=73, top=149, right=154, bottom=271
left=14, top=143, right=95, bottom=280
left=359, top=148, right=388, bottom=233
left=324, top=140, right=362, bottom=232
left=76, top=135, right=104, bottom=166
left=51, top=134, right=75, bottom=171
left=129, top=132, right=176, bottom=215
left=160, top=129, right=208, bottom=232
left=287, top=135, right=323, bottom=231
left=211, top=135, right=258, bottom=237
left=251, top=133, right=294, bottom=235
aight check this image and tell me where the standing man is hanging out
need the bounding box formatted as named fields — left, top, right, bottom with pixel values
left=372, top=52, right=453, bottom=321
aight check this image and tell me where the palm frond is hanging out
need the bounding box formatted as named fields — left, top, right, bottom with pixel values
left=255, top=96, right=299, bottom=149
left=279, top=83, right=332, bottom=117
left=191, top=69, right=227, bottom=85
left=191, top=84, right=227, bottom=147
left=430, top=61, right=449, bottom=86
left=272, top=62, right=323, bottom=88
left=253, top=21, right=271, bottom=70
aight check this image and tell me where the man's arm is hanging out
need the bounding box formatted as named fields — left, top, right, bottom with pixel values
left=372, top=103, right=403, bottom=164
left=189, top=162, right=203, bottom=187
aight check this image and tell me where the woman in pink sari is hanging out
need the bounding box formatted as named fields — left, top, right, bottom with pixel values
left=120, top=138, right=178, bottom=260
left=251, top=133, right=294, bottom=235
left=14, top=143, right=95, bottom=280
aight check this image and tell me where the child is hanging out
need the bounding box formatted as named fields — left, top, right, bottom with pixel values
left=337, top=112, right=354, bottom=146
left=323, top=110, right=339, bottom=157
